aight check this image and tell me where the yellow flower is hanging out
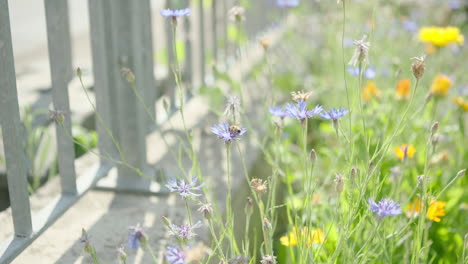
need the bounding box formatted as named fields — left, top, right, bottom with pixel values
left=430, top=74, right=452, bottom=97
left=419, top=26, right=464, bottom=47
left=394, top=144, right=416, bottom=160
left=405, top=199, right=422, bottom=218
left=396, top=79, right=411, bottom=99
left=280, top=227, right=324, bottom=247
left=362, top=81, right=381, bottom=101
left=452, top=97, right=468, bottom=111
left=426, top=200, right=446, bottom=222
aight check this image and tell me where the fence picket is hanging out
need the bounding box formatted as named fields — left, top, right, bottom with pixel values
left=44, top=0, right=77, bottom=195
left=0, top=0, right=33, bottom=237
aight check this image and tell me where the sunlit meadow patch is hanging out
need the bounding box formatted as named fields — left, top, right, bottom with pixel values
left=75, top=1, right=467, bottom=264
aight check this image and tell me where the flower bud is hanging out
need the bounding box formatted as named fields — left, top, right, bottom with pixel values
left=121, top=67, right=135, bottom=83
left=76, top=67, right=82, bottom=78
left=431, top=122, right=439, bottom=136
left=245, top=197, right=253, bottom=216
left=263, top=218, right=272, bottom=231
left=411, top=55, right=426, bottom=80
left=309, top=149, right=317, bottom=163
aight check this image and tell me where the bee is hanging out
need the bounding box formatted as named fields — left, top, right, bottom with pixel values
left=229, top=125, right=242, bottom=135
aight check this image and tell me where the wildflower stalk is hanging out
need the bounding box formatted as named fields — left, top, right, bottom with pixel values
left=207, top=218, right=227, bottom=262
left=185, top=199, right=193, bottom=226
left=341, top=0, right=353, bottom=152
left=142, top=240, right=159, bottom=264
left=225, top=144, right=235, bottom=254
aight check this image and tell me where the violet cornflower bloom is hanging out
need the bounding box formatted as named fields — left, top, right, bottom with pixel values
left=276, top=0, right=300, bottom=8
left=320, top=108, right=349, bottom=120
left=169, top=221, right=202, bottom=241
left=166, top=176, right=204, bottom=199
left=160, top=8, right=190, bottom=18
left=347, top=65, right=376, bottom=79
left=128, top=224, right=146, bottom=250
left=285, top=100, right=322, bottom=122
left=368, top=198, right=402, bottom=218
left=211, top=122, right=246, bottom=143
left=269, top=106, right=288, bottom=118
left=166, top=245, right=187, bottom=264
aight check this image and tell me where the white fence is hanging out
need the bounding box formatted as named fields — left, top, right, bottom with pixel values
left=0, top=0, right=276, bottom=262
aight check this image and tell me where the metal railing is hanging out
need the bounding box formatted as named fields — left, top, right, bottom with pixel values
left=0, top=0, right=274, bottom=262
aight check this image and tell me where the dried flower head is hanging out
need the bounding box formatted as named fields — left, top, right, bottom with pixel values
left=291, top=90, right=313, bottom=102
left=197, top=202, right=213, bottom=219
left=223, top=96, right=241, bottom=123
left=334, top=173, right=347, bottom=193
left=411, top=55, right=426, bottom=80
left=229, top=6, right=245, bottom=22
left=250, top=178, right=268, bottom=195
left=349, top=35, right=370, bottom=67
left=49, top=109, right=65, bottom=123
left=260, top=255, right=277, bottom=264
left=120, top=67, right=135, bottom=83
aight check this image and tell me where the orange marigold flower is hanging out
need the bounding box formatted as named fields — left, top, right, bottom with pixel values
left=362, top=81, right=381, bottom=101
left=430, top=74, right=452, bottom=96
left=405, top=198, right=423, bottom=218
left=394, top=144, right=416, bottom=160
left=452, top=97, right=468, bottom=111
left=396, top=79, right=411, bottom=99
left=280, top=227, right=324, bottom=247
left=426, top=200, right=446, bottom=222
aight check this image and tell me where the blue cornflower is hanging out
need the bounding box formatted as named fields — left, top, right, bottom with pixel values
left=211, top=122, right=247, bottom=143
left=276, top=0, right=300, bottom=8
left=128, top=224, right=146, bottom=250
left=448, top=0, right=462, bottom=10
left=402, top=20, right=418, bottom=32
left=165, top=176, right=204, bottom=199
left=347, top=65, right=376, bottom=79
left=169, top=221, right=202, bottom=242
left=285, top=100, right=322, bottom=122
left=368, top=198, right=402, bottom=218
left=166, top=245, right=187, bottom=264
left=320, top=108, right=349, bottom=120
left=160, top=8, right=190, bottom=18
left=269, top=106, right=288, bottom=118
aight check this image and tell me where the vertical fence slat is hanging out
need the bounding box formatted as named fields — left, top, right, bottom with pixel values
left=44, top=0, right=77, bottom=195
left=0, top=0, right=33, bottom=237
left=184, top=0, right=194, bottom=92
left=139, top=0, right=156, bottom=129
left=165, top=0, right=177, bottom=112
left=222, top=0, right=229, bottom=64
left=211, top=0, right=218, bottom=63
left=198, top=0, right=206, bottom=87
left=88, top=0, right=115, bottom=162
left=109, top=0, right=148, bottom=188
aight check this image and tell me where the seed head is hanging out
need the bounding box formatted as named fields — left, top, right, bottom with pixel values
left=250, top=178, right=268, bottom=195
left=121, top=67, right=135, bottom=83
left=260, top=255, right=277, bottom=264
left=197, top=202, right=213, bottom=219
left=411, top=55, right=426, bottom=80
left=349, top=36, right=370, bottom=67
